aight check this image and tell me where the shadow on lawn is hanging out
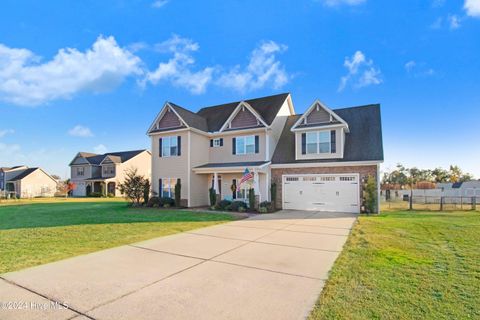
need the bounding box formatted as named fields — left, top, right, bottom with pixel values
left=0, top=201, right=235, bottom=230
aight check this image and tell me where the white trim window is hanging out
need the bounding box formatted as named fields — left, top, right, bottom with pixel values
left=213, top=138, right=222, bottom=147
left=76, top=167, right=85, bottom=176
left=161, top=136, right=179, bottom=157
left=306, top=131, right=331, bottom=154
left=236, top=135, right=255, bottom=155
left=162, top=178, right=177, bottom=198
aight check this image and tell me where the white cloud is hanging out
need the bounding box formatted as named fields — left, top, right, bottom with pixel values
left=68, top=125, right=93, bottom=137
left=448, top=15, right=461, bottom=29
left=143, top=35, right=214, bottom=94
left=464, top=0, right=480, bottom=17
left=0, top=142, right=21, bottom=156
left=93, top=144, right=108, bottom=154
left=0, top=36, right=142, bottom=106
left=152, top=0, right=168, bottom=8
left=405, top=60, right=435, bottom=77
left=217, top=41, right=289, bottom=92
left=319, top=0, right=365, bottom=6
left=338, top=50, right=382, bottom=92
left=0, top=129, right=14, bottom=138
left=405, top=60, right=416, bottom=72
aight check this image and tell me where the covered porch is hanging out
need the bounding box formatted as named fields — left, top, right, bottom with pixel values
left=84, top=178, right=117, bottom=196
left=192, top=161, right=271, bottom=206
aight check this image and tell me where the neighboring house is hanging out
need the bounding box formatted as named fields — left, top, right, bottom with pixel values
left=0, top=166, right=57, bottom=198
left=69, top=150, right=151, bottom=197
left=147, top=93, right=383, bottom=213
left=436, top=181, right=480, bottom=197
left=0, top=166, right=28, bottom=191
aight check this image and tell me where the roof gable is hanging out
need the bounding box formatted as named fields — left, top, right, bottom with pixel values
left=219, top=102, right=267, bottom=132
left=291, top=100, right=349, bottom=132
left=69, top=153, right=92, bottom=166
left=147, top=102, right=188, bottom=134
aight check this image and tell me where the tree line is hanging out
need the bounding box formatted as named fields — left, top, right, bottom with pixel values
left=382, top=164, right=474, bottom=190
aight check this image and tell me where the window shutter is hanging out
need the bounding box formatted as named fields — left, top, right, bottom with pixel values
left=159, top=179, right=162, bottom=195
left=255, top=135, right=259, bottom=154
left=177, top=136, right=181, bottom=156
left=159, top=138, right=163, bottom=157
left=330, top=130, right=336, bottom=153
left=301, top=133, right=306, bottom=155
left=210, top=139, right=213, bottom=147
left=220, top=138, right=223, bottom=146
left=232, top=137, right=236, bottom=154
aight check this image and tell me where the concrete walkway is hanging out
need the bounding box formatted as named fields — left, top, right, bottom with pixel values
left=0, top=210, right=356, bottom=320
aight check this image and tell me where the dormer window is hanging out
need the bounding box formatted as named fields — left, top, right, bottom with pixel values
left=303, top=130, right=336, bottom=154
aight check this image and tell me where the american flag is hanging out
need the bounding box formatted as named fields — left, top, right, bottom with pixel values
left=237, top=168, right=254, bottom=191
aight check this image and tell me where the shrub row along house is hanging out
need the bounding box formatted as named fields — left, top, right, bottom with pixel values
left=69, top=150, right=151, bottom=197
left=147, top=93, right=384, bottom=213
left=0, top=166, right=58, bottom=198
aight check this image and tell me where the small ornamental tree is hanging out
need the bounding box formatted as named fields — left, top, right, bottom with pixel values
left=117, top=168, right=150, bottom=206
left=57, top=181, right=76, bottom=197
left=174, top=180, right=181, bottom=207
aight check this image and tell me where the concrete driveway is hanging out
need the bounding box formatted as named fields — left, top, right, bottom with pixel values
left=0, top=210, right=356, bottom=320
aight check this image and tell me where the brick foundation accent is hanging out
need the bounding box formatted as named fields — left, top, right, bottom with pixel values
left=271, top=165, right=378, bottom=210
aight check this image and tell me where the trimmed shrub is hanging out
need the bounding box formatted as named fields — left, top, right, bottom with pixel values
left=259, top=206, right=268, bottom=213
left=259, top=201, right=274, bottom=213
left=364, top=175, right=377, bottom=213
left=231, top=201, right=247, bottom=212
left=238, top=206, right=246, bottom=213
left=216, top=199, right=232, bottom=210
left=143, top=180, right=150, bottom=204
left=147, top=196, right=161, bottom=207
left=89, top=192, right=103, bottom=198
left=174, top=181, right=181, bottom=207
left=160, top=197, right=175, bottom=207
left=107, top=193, right=115, bottom=198
left=209, top=188, right=216, bottom=206
left=248, top=188, right=255, bottom=209
left=270, top=182, right=277, bottom=209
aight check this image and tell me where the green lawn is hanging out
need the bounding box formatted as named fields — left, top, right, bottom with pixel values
left=0, top=200, right=234, bottom=274
left=310, top=210, right=480, bottom=320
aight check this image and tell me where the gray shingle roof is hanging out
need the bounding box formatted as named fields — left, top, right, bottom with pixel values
left=8, top=168, right=39, bottom=181
left=72, top=150, right=148, bottom=166
left=272, top=104, right=383, bottom=164
left=196, top=93, right=289, bottom=132
left=168, top=102, right=209, bottom=132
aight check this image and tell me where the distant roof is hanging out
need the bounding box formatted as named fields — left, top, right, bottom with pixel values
left=194, top=161, right=270, bottom=169
left=0, top=165, right=27, bottom=172
left=149, top=93, right=290, bottom=134
left=71, top=150, right=148, bottom=166
left=452, top=182, right=463, bottom=188
left=8, top=168, right=38, bottom=181
left=272, top=104, right=384, bottom=164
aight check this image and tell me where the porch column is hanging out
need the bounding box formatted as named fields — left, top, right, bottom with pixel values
left=254, top=170, right=261, bottom=202
left=213, top=172, right=219, bottom=195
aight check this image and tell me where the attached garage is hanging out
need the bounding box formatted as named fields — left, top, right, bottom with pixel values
left=282, top=174, right=360, bottom=213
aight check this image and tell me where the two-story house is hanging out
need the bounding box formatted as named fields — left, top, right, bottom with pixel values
left=147, top=93, right=383, bottom=213
left=69, top=150, right=151, bottom=197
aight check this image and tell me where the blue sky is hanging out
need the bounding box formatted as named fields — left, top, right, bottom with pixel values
left=0, top=0, right=479, bottom=178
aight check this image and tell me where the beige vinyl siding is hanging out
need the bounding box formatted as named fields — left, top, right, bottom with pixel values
left=114, top=151, right=151, bottom=197
left=295, top=127, right=343, bottom=160
left=188, top=131, right=210, bottom=206
left=209, top=130, right=266, bottom=163
left=17, top=169, right=57, bottom=198
left=71, top=165, right=92, bottom=179
left=151, top=131, right=189, bottom=201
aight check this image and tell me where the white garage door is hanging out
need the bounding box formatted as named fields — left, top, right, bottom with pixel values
left=283, top=174, right=360, bottom=213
